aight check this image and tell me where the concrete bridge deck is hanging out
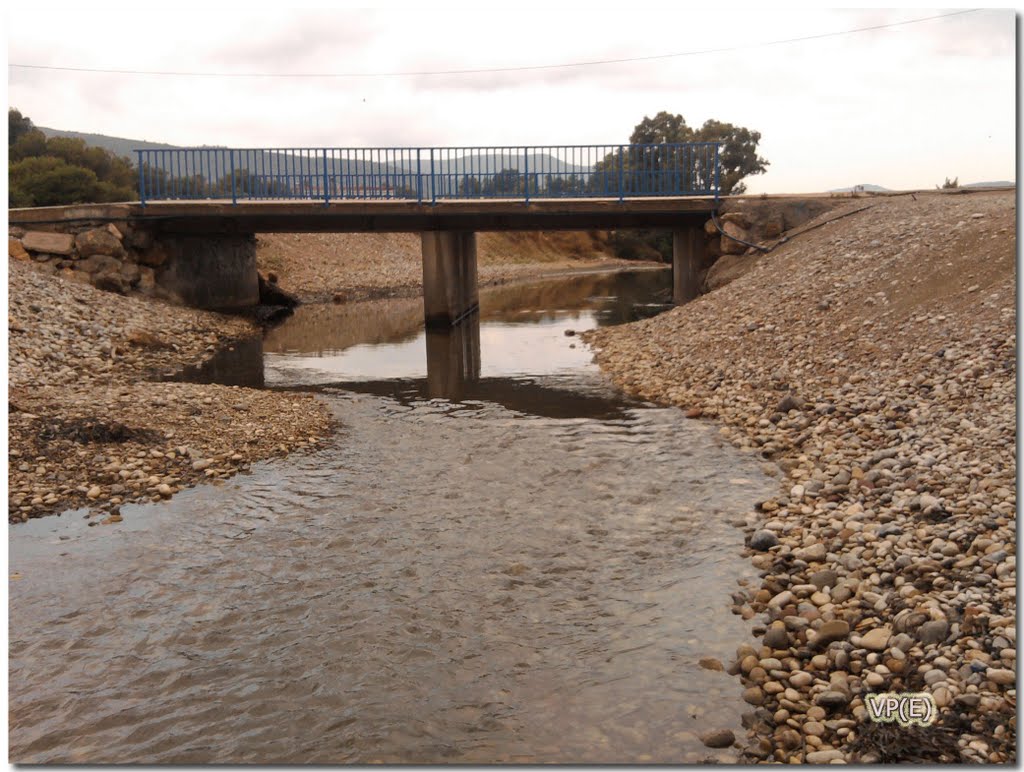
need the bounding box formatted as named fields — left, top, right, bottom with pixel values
left=9, top=197, right=717, bottom=234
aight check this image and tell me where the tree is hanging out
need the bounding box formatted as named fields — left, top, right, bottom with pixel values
left=8, top=108, right=138, bottom=206
left=623, top=110, right=768, bottom=195
left=8, top=108, right=35, bottom=147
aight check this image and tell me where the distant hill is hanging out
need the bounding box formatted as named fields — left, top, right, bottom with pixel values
left=38, top=126, right=184, bottom=161
left=36, top=127, right=589, bottom=184
left=827, top=183, right=892, bottom=193
left=963, top=180, right=1014, bottom=189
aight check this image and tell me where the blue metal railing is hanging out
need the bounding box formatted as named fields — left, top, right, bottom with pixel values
left=135, top=143, right=721, bottom=206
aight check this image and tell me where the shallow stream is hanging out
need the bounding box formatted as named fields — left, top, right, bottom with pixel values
left=9, top=267, right=775, bottom=763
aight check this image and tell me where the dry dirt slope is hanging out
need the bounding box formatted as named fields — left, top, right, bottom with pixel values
left=586, top=189, right=1016, bottom=763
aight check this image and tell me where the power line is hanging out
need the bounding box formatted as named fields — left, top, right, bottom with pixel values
left=9, top=9, right=979, bottom=80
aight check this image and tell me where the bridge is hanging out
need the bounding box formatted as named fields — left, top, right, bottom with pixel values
left=11, top=144, right=722, bottom=322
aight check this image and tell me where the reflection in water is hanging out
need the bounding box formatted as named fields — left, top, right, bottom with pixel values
left=426, top=317, right=480, bottom=400
left=174, top=268, right=673, bottom=415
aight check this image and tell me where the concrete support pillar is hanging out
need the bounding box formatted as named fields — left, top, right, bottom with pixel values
left=672, top=226, right=706, bottom=305
left=421, top=231, right=479, bottom=327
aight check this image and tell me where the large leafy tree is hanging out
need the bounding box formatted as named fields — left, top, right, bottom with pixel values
left=624, top=110, right=769, bottom=195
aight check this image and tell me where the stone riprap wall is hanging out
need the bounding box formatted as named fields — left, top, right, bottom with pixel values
left=699, top=198, right=839, bottom=292
left=8, top=223, right=259, bottom=311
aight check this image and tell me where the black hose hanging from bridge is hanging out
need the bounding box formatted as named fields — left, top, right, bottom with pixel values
left=710, top=211, right=771, bottom=253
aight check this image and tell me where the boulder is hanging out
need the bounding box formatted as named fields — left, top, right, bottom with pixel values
left=75, top=227, right=125, bottom=259
left=719, top=221, right=750, bottom=255
left=78, top=255, right=123, bottom=275
left=93, top=271, right=128, bottom=295
left=120, top=261, right=142, bottom=287
left=125, top=227, right=154, bottom=251
left=9, top=238, right=29, bottom=261
left=258, top=272, right=299, bottom=308
left=137, top=243, right=169, bottom=267
left=22, top=231, right=75, bottom=256
left=719, top=211, right=751, bottom=228
left=703, top=218, right=718, bottom=236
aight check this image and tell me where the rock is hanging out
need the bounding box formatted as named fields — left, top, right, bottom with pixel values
left=78, top=254, right=123, bottom=275
left=700, top=728, right=735, bottom=748
left=137, top=243, right=169, bottom=267
left=22, top=231, right=75, bottom=256
left=699, top=656, right=724, bottom=671
left=859, top=627, right=892, bottom=652
left=749, top=529, right=779, bottom=551
left=809, top=569, right=839, bottom=589
left=93, top=271, right=128, bottom=295
left=743, top=686, right=765, bottom=706
left=812, top=620, right=850, bottom=648
left=75, top=227, right=125, bottom=259
left=815, top=690, right=850, bottom=710
left=720, top=211, right=751, bottom=228
left=86, top=485, right=102, bottom=499
left=789, top=671, right=814, bottom=688
left=764, top=622, right=790, bottom=650
left=258, top=272, right=299, bottom=308
left=720, top=220, right=751, bottom=255
left=796, top=543, right=826, bottom=563
left=120, top=262, right=142, bottom=287
left=137, top=266, right=157, bottom=295
left=9, top=237, right=29, bottom=261
left=777, top=393, right=803, bottom=413
left=986, top=668, right=1014, bottom=685
left=806, top=749, right=845, bottom=764
left=156, top=483, right=173, bottom=498
left=916, top=619, right=950, bottom=646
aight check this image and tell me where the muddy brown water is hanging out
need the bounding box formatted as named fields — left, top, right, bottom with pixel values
left=9, top=268, right=775, bottom=763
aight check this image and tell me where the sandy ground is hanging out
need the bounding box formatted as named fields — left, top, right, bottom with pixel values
left=584, top=189, right=1016, bottom=763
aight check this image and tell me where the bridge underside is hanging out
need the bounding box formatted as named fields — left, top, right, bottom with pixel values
left=10, top=198, right=717, bottom=317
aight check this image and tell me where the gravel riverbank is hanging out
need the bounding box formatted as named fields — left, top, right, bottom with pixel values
left=8, top=260, right=334, bottom=523
left=584, top=190, right=1016, bottom=763
left=255, top=231, right=648, bottom=302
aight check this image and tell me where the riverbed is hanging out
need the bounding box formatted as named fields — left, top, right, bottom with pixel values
left=9, top=268, right=776, bottom=763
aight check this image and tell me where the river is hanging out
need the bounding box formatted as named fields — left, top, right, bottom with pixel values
left=9, top=267, right=775, bottom=763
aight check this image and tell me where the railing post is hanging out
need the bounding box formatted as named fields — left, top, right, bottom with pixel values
left=430, top=148, right=436, bottom=205
left=136, top=150, right=146, bottom=207
left=714, top=143, right=721, bottom=200
left=618, top=145, right=625, bottom=202
left=416, top=149, right=423, bottom=203
left=229, top=150, right=237, bottom=205
left=322, top=148, right=330, bottom=205
left=523, top=148, right=529, bottom=204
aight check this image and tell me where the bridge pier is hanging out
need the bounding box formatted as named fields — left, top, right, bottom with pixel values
left=421, top=231, right=479, bottom=327
left=672, top=226, right=706, bottom=304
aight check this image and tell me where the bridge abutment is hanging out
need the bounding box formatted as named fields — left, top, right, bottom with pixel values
left=155, top=233, right=260, bottom=311
left=421, top=231, right=479, bottom=327
left=672, top=227, right=706, bottom=305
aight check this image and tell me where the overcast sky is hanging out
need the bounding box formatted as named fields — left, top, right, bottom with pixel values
left=6, top=4, right=1017, bottom=193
